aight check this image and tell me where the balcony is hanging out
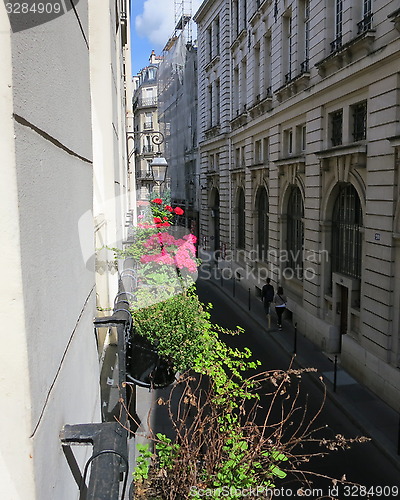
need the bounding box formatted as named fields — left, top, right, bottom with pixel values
left=136, top=170, right=154, bottom=181
left=137, top=96, right=157, bottom=108
left=142, top=145, right=155, bottom=154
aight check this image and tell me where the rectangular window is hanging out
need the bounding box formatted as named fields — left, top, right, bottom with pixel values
left=263, top=137, right=270, bottom=162
left=208, top=85, right=213, bottom=128
left=215, top=80, right=220, bottom=125
left=144, top=112, right=153, bottom=130
left=302, top=0, right=310, bottom=72
left=254, top=45, right=260, bottom=101
left=331, top=0, right=343, bottom=52
left=234, top=66, right=239, bottom=115
left=263, top=33, right=272, bottom=97
left=209, top=154, right=214, bottom=172
left=351, top=101, right=367, bottom=141
left=240, top=59, right=247, bottom=112
left=330, top=110, right=343, bottom=146
left=297, top=124, right=307, bottom=152
left=358, top=0, right=373, bottom=33
left=284, top=129, right=293, bottom=155
left=235, top=147, right=240, bottom=168
left=283, top=13, right=293, bottom=83
left=233, top=0, right=239, bottom=38
left=207, top=25, right=212, bottom=61
left=215, top=17, right=220, bottom=55
left=255, top=139, right=262, bottom=164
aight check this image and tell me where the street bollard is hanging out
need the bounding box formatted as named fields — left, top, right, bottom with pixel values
left=333, top=354, right=338, bottom=393
left=293, top=322, right=297, bottom=354
left=248, top=288, right=251, bottom=311
left=233, top=277, right=236, bottom=297
left=221, top=271, right=223, bottom=287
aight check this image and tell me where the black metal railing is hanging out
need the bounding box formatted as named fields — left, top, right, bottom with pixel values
left=60, top=265, right=137, bottom=500
left=330, top=35, right=342, bottom=53
left=357, top=13, right=373, bottom=34
left=300, top=59, right=309, bottom=74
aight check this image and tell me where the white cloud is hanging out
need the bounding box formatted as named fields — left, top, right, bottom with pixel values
left=135, top=0, right=204, bottom=48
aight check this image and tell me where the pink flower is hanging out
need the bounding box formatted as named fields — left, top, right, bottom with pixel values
left=164, top=205, right=173, bottom=212
left=174, top=207, right=184, bottom=215
left=151, top=198, right=163, bottom=204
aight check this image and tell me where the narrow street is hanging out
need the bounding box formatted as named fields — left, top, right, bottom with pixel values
left=196, top=277, right=400, bottom=497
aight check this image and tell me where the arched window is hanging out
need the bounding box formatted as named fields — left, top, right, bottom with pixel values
left=287, top=186, right=304, bottom=273
left=332, top=184, right=363, bottom=279
left=237, top=189, right=245, bottom=249
left=256, top=188, right=269, bottom=260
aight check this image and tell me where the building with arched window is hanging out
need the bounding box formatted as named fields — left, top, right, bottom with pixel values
left=194, top=0, right=400, bottom=411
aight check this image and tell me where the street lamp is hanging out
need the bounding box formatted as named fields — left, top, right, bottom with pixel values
left=150, top=156, right=168, bottom=185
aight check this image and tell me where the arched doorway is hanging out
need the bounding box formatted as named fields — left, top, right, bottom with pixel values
left=255, top=187, right=269, bottom=261
left=331, top=183, right=363, bottom=344
left=209, top=188, right=220, bottom=253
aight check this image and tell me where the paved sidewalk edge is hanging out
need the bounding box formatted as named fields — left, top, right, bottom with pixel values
left=205, top=277, right=400, bottom=471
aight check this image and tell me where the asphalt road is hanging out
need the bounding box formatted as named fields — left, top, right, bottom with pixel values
left=196, top=277, right=400, bottom=499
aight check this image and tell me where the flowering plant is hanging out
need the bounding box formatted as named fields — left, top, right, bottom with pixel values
left=149, top=198, right=184, bottom=228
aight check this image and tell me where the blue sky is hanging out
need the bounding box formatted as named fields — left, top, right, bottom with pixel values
left=130, top=0, right=202, bottom=76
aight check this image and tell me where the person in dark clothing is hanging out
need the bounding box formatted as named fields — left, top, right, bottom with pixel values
left=273, top=286, right=287, bottom=330
left=261, top=278, right=275, bottom=316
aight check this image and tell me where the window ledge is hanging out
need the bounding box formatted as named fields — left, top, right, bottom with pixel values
left=230, top=28, right=247, bottom=51
left=205, top=54, right=220, bottom=73
left=316, top=142, right=367, bottom=159
left=230, top=108, right=248, bottom=130
left=315, top=30, right=376, bottom=78
left=249, top=0, right=272, bottom=26
left=275, top=71, right=310, bottom=102
left=204, top=124, right=221, bottom=139
left=275, top=156, right=305, bottom=177
left=248, top=93, right=272, bottom=117
left=388, top=8, right=400, bottom=32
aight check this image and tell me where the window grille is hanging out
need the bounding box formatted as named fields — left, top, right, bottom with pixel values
left=237, top=189, right=246, bottom=249
left=287, top=187, right=304, bottom=273
left=352, top=101, right=367, bottom=141
left=331, top=110, right=343, bottom=146
left=332, top=184, right=363, bottom=280
left=257, top=188, right=269, bottom=260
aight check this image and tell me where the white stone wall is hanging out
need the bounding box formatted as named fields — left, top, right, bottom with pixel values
left=0, top=0, right=133, bottom=497
left=195, top=0, right=400, bottom=410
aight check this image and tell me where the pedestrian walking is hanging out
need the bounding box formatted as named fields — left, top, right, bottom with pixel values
left=273, top=286, right=287, bottom=330
left=261, top=278, right=275, bottom=316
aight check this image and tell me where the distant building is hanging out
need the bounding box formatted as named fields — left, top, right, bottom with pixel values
left=132, top=52, right=165, bottom=209
left=194, top=0, right=400, bottom=410
left=158, top=27, right=200, bottom=235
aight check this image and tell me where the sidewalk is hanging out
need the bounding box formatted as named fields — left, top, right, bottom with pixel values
left=203, top=271, right=400, bottom=471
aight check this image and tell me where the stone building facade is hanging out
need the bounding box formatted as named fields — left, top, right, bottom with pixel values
left=194, top=0, right=400, bottom=410
left=132, top=52, right=165, bottom=207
